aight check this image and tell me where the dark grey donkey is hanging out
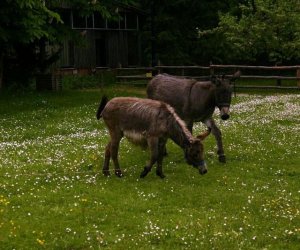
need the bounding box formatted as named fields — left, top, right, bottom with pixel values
left=147, top=72, right=240, bottom=163
left=96, top=96, right=210, bottom=178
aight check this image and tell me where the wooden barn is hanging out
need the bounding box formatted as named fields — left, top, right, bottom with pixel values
left=57, top=5, right=145, bottom=69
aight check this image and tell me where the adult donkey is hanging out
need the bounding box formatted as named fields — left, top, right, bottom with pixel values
left=147, top=72, right=240, bottom=163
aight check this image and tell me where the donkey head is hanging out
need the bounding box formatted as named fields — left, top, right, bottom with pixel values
left=185, top=130, right=210, bottom=175
left=211, top=71, right=241, bottom=120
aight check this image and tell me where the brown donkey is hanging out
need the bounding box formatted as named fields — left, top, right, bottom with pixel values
left=96, top=96, right=209, bottom=178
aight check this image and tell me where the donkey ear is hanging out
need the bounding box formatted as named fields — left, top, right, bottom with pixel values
left=216, top=77, right=222, bottom=86
left=231, top=70, right=241, bottom=81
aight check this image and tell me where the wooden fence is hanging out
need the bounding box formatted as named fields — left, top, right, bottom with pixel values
left=116, top=64, right=300, bottom=90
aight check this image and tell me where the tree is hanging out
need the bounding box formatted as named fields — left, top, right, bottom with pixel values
left=216, top=0, right=300, bottom=64
left=0, top=0, right=61, bottom=89
left=0, top=0, right=135, bottom=90
left=140, top=0, right=300, bottom=65
left=139, top=0, right=239, bottom=65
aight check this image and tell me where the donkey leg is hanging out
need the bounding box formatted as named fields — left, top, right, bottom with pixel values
left=110, top=131, right=123, bottom=177
left=156, top=138, right=167, bottom=178
left=163, top=140, right=168, bottom=157
left=140, top=137, right=159, bottom=178
left=102, top=141, right=111, bottom=176
left=205, top=118, right=226, bottom=163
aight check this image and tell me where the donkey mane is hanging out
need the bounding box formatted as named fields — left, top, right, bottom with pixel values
left=198, top=81, right=213, bottom=89
left=158, top=73, right=197, bottom=85
left=164, top=104, right=194, bottom=147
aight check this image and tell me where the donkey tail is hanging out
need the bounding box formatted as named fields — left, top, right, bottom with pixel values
left=96, top=95, right=108, bottom=120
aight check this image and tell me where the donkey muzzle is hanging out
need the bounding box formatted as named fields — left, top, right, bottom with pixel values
left=220, top=106, right=230, bottom=120
left=197, top=160, right=207, bottom=175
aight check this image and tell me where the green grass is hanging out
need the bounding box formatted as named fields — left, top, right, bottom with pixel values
left=236, top=78, right=299, bottom=88
left=61, top=71, right=116, bottom=90
left=0, top=86, right=299, bottom=249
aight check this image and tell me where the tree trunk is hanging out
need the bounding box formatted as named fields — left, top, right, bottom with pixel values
left=251, top=0, right=256, bottom=13
left=0, top=52, right=3, bottom=90
left=297, top=68, right=300, bottom=88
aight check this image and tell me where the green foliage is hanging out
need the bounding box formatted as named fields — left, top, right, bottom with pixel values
left=140, top=0, right=300, bottom=65
left=217, top=0, right=300, bottom=64
left=0, top=87, right=299, bottom=249
left=0, top=0, right=62, bottom=44
left=140, top=0, right=239, bottom=65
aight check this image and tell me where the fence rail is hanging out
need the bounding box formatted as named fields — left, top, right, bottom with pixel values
left=210, top=64, right=300, bottom=70
left=115, top=64, right=300, bottom=89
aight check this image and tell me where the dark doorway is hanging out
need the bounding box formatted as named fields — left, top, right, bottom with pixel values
left=128, top=33, right=139, bottom=66
left=95, top=38, right=107, bottom=67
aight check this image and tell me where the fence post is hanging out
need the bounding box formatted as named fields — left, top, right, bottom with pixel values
left=276, top=79, right=282, bottom=86
left=297, top=68, right=300, bottom=88
left=157, top=60, right=161, bottom=74
left=210, top=62, right=214, bottom=76
left=0, top=52, right=3, bottom=91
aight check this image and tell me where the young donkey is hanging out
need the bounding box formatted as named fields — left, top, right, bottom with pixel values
left=96, top=96, right=209, bottom=178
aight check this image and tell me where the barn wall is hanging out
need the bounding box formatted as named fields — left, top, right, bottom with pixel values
left=128, top=31, right=140, bottom=66
left=58, top=30, right=140, bottom=68
left=59, top=40, right=74, bottom=67
left=74, top=31, right=96, bottom=68
left=106, top=31, right=128, bottom=67
left=55, top=7, right=144, bottom=69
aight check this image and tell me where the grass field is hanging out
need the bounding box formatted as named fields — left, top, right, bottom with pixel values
left=0, top=86, right=299, bottom=249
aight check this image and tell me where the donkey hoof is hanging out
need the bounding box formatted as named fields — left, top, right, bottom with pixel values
left=115, top=170, right=123, bottom=177
left=102, top=170, right=111, bottom=176
left=156, top=171, right=165, bottom=179
left=140, top=167, right=150, bottom=178
left=140, top=171, right=147, bottom=178
left=199, top=168, right=208, bottom=175
left=218, top=155, right=226, bottom=163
